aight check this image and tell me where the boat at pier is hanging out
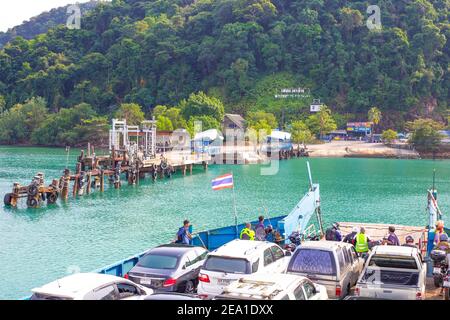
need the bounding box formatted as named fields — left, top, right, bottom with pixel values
left=19, top=164, right=448, bottom=300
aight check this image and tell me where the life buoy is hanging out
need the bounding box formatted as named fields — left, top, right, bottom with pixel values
left=47, top=192, right=58, bottom=204
left=160, top=161, right=168, bottom=171
left=27, top=184, right=39, bottom=197
left=4, top=193, right=13, bottom=206
left=27, top=197, right=39, bottom=208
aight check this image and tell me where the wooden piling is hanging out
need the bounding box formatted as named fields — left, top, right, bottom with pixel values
left=86, top=172, right=91, bottom=195
left=100, top=170, right=104, bottom=192
left=72, top=175, right=79, bottom=197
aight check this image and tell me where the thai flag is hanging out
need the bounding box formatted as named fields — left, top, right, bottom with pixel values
left=211, top=173, right=234, bottom=190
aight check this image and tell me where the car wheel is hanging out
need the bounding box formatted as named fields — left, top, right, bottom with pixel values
left=184, top=280, right=195, bottom=294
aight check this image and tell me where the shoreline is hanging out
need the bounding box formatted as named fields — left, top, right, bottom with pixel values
left=1, top=142, right=450, bottom=160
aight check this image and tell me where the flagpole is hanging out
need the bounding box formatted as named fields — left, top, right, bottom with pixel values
left=231, top=171, right=238, bottom=238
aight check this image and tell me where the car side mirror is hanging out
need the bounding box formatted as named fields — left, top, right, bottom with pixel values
left=285, top=251, right=292, bottom=257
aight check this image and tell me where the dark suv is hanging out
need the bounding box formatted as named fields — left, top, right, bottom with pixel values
left=126, top=244, right=208, bottom=293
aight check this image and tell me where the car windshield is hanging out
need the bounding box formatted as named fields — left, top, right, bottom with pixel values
left=288, top=249, right=336, bottom=276
left=137, top=254, right=179, bottom=269
left=368, top=255, right=418, bottom=269
left=203, top=256, right=249, bottom=274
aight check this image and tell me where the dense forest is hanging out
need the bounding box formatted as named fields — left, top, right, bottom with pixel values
left=0, top=1, right=100, bottom=48
left=0, top=0, right=448, bottom=146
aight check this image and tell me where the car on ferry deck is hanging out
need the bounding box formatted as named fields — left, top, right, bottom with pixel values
left=197, top=239, right=291, bottom=299
left=354, top=245, right=427, bottom=300
left=126, top=244, right=208, bottom=294
left=286, top=241, right=364, bottom=299
left=30, top=273, right=153, bottom=300
left=214, top=273, right=328, bottom=300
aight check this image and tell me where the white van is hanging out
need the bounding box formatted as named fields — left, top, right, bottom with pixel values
left=286, top=241, right=364, bottom=299
left=215, top=273, right=328, bottom=300
left=197, top=239, right=290, bottom=299
left=355, top=245, right=427, bottom=300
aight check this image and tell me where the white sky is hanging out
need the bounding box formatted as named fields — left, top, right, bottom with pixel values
left=0, top=0, right=95, bottom=32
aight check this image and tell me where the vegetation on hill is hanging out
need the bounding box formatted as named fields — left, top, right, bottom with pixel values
left=0, top=0, right=448, bottom=146
left=0, top=1, right=100, bottom=48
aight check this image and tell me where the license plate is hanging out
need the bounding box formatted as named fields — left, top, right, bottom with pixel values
left=444, top=281, right=450, bottom=288
left=217, top=279, right=231, bottom=286
left=140, top=279, right=152, bottom=285
left=433, top=267, right=441, bottom=274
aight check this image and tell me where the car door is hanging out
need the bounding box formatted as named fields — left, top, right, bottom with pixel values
left=270, top=245, right=288, bottom=272
left=116, top=282, right=144, bottom=300
left=183, top=250, right=203, bottom=281
left=292, top=284, right=306, bottom=300
left=302, top=280, right=319, bottom=300
left=262, top=247, right=276, bottom=272
left=87, top=284, right=119, bottom=300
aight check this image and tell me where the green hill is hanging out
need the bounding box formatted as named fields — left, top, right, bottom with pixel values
left=0, top=1, right=100, bottom=48
left=0, top=0, right=448, bottom=145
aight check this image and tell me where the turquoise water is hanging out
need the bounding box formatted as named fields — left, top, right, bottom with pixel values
left=1, top=146, right=449, bottom=299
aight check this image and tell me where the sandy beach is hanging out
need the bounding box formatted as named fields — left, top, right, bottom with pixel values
left=305, top=141, right=420, bottom=159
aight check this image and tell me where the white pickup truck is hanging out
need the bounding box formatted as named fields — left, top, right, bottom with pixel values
left=355, top=245, right=427, bottom=300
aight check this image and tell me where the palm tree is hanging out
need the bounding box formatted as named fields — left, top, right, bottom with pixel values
left=368, top=107, right=382, bottom=142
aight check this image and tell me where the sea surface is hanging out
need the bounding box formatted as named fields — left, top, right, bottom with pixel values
left=1, top=146, right=449, bottom=299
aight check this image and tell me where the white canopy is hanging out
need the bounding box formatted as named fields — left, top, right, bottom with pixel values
left=269, top=130, right=291, bottom=141
left=193, top=129, right=224, bottom=141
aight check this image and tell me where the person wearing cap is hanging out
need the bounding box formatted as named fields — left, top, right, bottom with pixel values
left=402, top=236, right=417, bottom=248
left=343, top=226, right=359, bottom=245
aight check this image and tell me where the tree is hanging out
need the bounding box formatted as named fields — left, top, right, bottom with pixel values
left=368, top=107, right=382, bottom=141
left=289, top=120, right=313, bottom=147
left=156, top=115, right=174, bottom=131
left=306, top=106, right=337, bottom=139
left=0, top=95, right=5, bottom=113
left=247, top=111, right=277, bottom=129
left=0, top=97, right=48, bottom=144
left=186, top=115, right=221, bottom=136
left=382, top=129, right=398, bottom=145
left=30, top=103, right=100, bottom=146
left=114, top=103, right=145, bottom=125
left=179, top=92, right=225, bottom=123
left=406, top=119, right=444, bottom=153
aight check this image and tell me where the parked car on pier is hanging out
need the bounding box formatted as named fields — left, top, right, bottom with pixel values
left=286, top=241, right=364, bottom=299
left=126, top=244, right=208, bottom=294
left=355, top=245, right=427, bottom=300
left=144, top=293, right=202, bottom=300
left=30, top=273, right=153, bottom=300
left=215, top=273, right=328, bottom=300
left=197, top=239, right=290, bottom=299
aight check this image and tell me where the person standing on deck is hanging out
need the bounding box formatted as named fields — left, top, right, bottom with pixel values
left=355, top=227, right=370, bottom=256
left=343, top=226, right=359, bottom=245
left=325, top=223, right=342, bottom=242
left=402, top=236, right=417, bottom=248
left=434, top=221, right=447, bottom=245
left=175, top=220, right=192, bottom=245
left=240, top=223, right=255, bottom=240
left=384, top=226, right=400, bottom=246
left=255, top=216, right=266, bottom=241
